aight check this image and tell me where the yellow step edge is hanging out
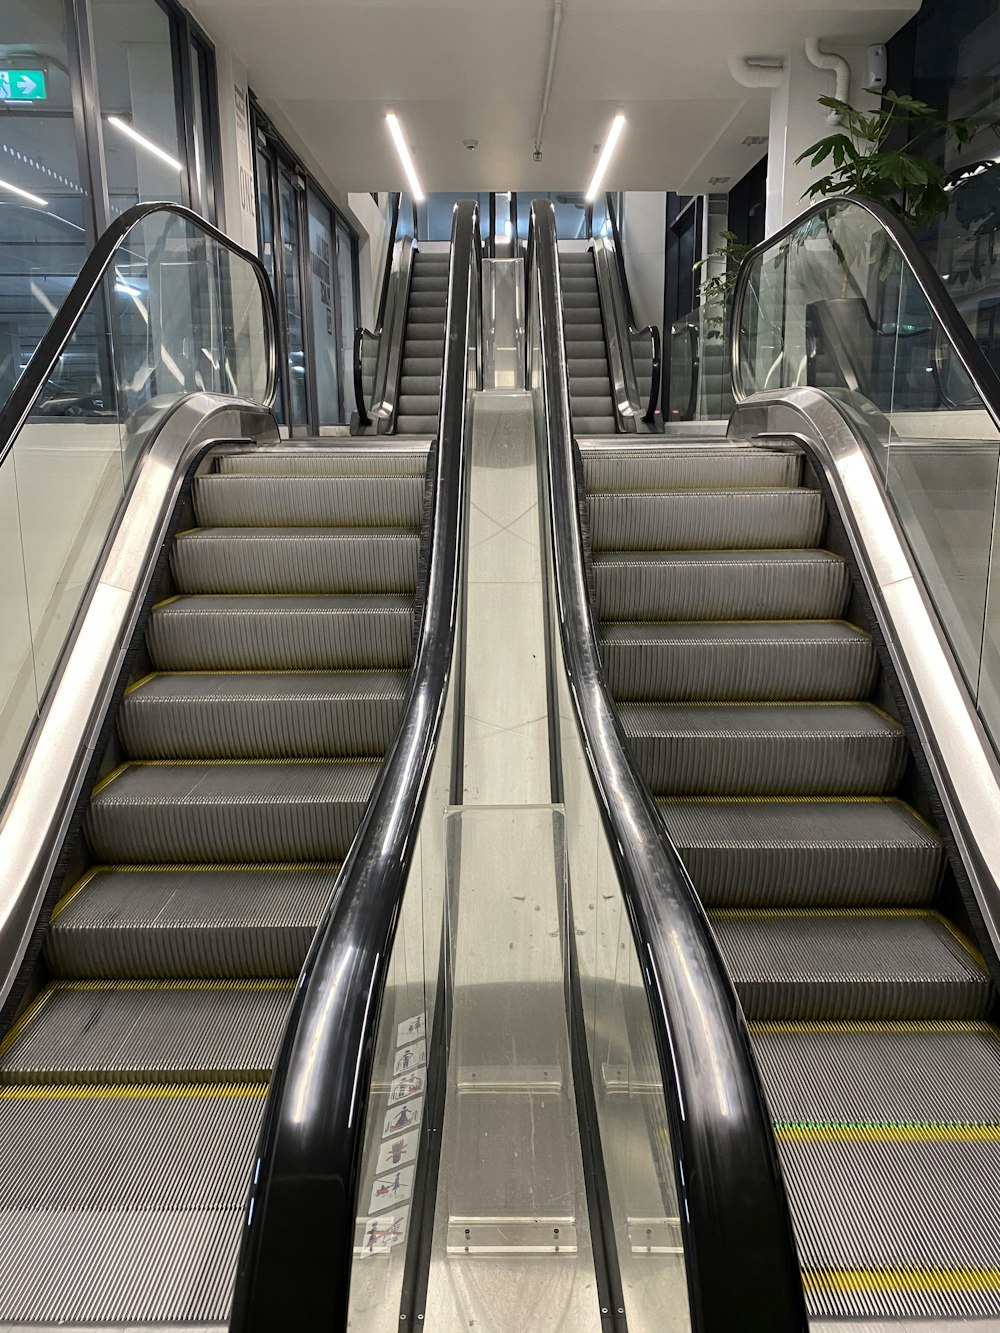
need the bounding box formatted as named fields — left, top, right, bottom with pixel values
left=0, top=1081, right=268, bottom=1101
left=97, top=757, right=382, bottom=771
left=802, top=1266, right=1000, bottom=1294
left=751, top=1020, right=1000, bottom=1037
left=48, top=978, right=293, bottom=993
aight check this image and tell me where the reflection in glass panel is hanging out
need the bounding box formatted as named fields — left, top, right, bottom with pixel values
left=0, top=0, right=88, bottom=391
left=93, top=0, right=185, bottom=217
left=335, top=218, right=357, bottom=423
left=189, top=38, right=215, bottom=222
left=255, top=147, right=284, bottom=423
left=306, top=188, right=339, bottom=425
left=278, top=171, right=308, bottom=427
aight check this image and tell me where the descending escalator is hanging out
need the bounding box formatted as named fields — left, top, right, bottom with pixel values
left=0, top=444, right=428, bottom=1324
left=558, top=248, right=617, bottom=434
left=580, top=437, right=1000, bottom=1322
left=397, top=251, right=449, bottom=433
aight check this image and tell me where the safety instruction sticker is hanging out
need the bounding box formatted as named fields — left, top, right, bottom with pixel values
left=397, top=1012, right=426, bottom=1046
left=382, top=1096, right=422, bottom=1138
left=378, top=1126, right=420, bottom=1172
left=369, top=1164, right=415, bottom=1213
left=393, top=1040, right=426, bottom=1076
left=388, top=1070, right=425, bottom=1105
left=359, top=1207, right=409, bottom=1257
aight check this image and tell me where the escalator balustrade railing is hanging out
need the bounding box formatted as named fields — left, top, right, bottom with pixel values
left=353, top=191, right=418, bottom=430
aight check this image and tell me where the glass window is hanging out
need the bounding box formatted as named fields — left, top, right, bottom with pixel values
left=278, top=168, right=308, bottom=428
left=306, top=188, right=339, bottom=425
left=0, top=0, right=88, bottom=394
left=92, top=0, right=185, bottom=218
left=189, top=36, right=215, bottom=221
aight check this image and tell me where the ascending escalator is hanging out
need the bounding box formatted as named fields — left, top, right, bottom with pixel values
left=0, top=445, right=427, bottom=1323
left=559, top=248, right=617, bottom=434
left=397, top=251, right=449, bottom=432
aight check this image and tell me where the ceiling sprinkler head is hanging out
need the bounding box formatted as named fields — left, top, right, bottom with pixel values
left=533, top=147, right=543, bottom=162
left=464, top=138, right=478, bottom=152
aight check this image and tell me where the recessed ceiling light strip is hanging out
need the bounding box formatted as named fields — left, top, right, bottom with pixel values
left=386, top=112, right=424, bottom=203
left=586, top=113, right=625, bottom=202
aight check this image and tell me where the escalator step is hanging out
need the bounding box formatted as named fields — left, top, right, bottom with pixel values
left=751, top=1021, right=1000, bottom=1124
left=0, top=981, right=293, bottom=1083
left=194, top=474, right=424, bottom=528
left=397, top=394, right=440, bottom=417
left=401, top=357, right=444, bottom=378
left=0, top=1085, right=265, bottom=1324
left=147, top=594, right=414, bottom=670
left=601, top=619, right=876, bottom=702
left=408, top=290, right=445, bottom=308
left=85, top=759, right=379, bottom=862
left=580, top=445, right=801, bottom=492
left=592, top=548, right=849, bottom=620
left=564, top=357, right=610, bottom=378
left=397, top=416, right=439, bottom=434
left=172, top=528, right=419, bottom=594
left=46, top=864, right=335, bottom=976
left=401, top=338, right=444, bottom=361
left=406, top=307, right=445, bottom=326
left=120, top=670, right=408, bottom=759
left=776, top=1134, right=1000, bottom=1320
left=660, top=797, right=941, bottom=907
left=568, top=375, right=612, bottom=397
left=573, top=417, right=618, bottom=435
left=562, top=291, right=601, bottom=309
left=621, top=702, right=905, bottom=796
left=409, top=276, right=448, bottom=293
left=712, top=909, right=988, bottom=1021
left=400, top=375, right=442, bottom=397
left=216, top=448, right=429, bottom=478
left=588, top=488, right=824, bottom=551
left=570, top=394, right=615, bottom=417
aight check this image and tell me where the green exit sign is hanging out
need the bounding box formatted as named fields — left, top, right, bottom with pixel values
left=0, top=69, right=47, bottom=102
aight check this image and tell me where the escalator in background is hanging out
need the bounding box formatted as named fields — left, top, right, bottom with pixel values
left=555, top=193, right=662, bottom=436
left=354, top=192, right=450, bottom=437
left=556, top=195, right=1000, bottom=1324
left=0, top=199, right=472, bottom=1326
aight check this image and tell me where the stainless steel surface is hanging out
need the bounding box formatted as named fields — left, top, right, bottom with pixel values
left=731, top=388, right=1000, bottom=966
left=592, top=239, right=636, bottom=432
left=0, top=395, right=278, bottom=1013
left=482, top=258, right=525, bottom=389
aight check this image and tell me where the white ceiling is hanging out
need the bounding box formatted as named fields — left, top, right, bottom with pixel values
left=188, top=0, right=920, bottom=196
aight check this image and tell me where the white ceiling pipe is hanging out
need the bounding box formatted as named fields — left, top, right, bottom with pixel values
left=534, top=0, right=563, bottom=159
left=728, top=55, right=785, bottom=89
left=805, top=38, right=851, bottom=123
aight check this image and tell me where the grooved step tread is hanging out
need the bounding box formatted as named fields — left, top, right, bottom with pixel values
left=593, top=548, right=849, bottom=621
left=620, top=702, right=906, bottom=797
left=657, top=797, right=942, bottom=908
left=712, top=910, right=989, bottom=1022
left=120, top=670, right=408, bottom=759
left=0, top=983, right=293, bottom=1083
left=217, top=449, right=429, bottom=477
left=580, top=446, right=801, bottom=492
left=86, top=760, right=379, bottom=863
left=172, top=527, right=420, bottom=595
left=588, top=488, right=824, bottom=551
left=147, top=594, right=414, bottom=671
left=601, top=619, right=876, bottom=702
left=46, top=864, right=335, bottom=977
left=194, top=475, right=424, bottom=528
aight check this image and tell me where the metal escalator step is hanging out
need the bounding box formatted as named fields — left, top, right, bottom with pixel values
left=401, top=338, right=445, bottom=360
left=568, top=375, right=612, bottom=396
left=397, top=394, right=440, bottom=416
left=0, top=1084, right=265, bottom=1324
left=565, top=357, right=610, bottom=377
left=711, top=909, right=987, bottom=1021
left=581, top=445, right=801, bottom=492
left=120, top=670, right=407, bottom=759
left=46, top=864, right=334, bottom=976
left=592, top=549, right=849, bottom=620
left=85, top=759, right=379, bottom=862
left=570, top=394, right=615, bottom=416
left=574, top=416, right=618, bottom=434
left=194, top=474, right=423, bottom=527
left=776, top=1134, right=1000, bottom=1320
left=397, top=415, right=439, bottom=434
left=751, top=1022, right=1000, bottom=1124
left=409, top=275, right=449, bottom=292
left=408, top=290, right=446, bottom=308
left=172, top=528, right=419, bottom=594
left=402, top=356, right=444, bottom=378
left=588, top=488, right=824, bottom=551
left=216, top=449, right=428, bottom=477
left=147, top=594, right=414, bottom=670
left=601, top=620, right=876, bottom=702
left=400, top=374, right=442, bottom=397
left=621, top=703, right=905, bottom=797
left=562, top=291, right=601, bottom=309
left=406, top=306, right=445, bottom=325
left=0, top=981, right=293, bottom=1083
left=659, top=797, right=941, bottom=907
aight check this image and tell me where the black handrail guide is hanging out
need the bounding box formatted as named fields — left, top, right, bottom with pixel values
left=0, top=200, right=278, bottom=466
left=228, top=199, right=482, bottom=1332
left=603, top=191, right=661, bottom=424
left=528, top=197, right=808, bottom=1333
left=729, top=193, right=1000, bottom=433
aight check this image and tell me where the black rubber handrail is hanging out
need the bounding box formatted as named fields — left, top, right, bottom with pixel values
left=353, top=191, right=402, bottom=428
left=730, top=193, right=1000, bottom=433
left=603, top=190, right=661, bottom=423
left=670, top=316, right=700, bottom=422
left=0, top=200, right=277, bottom=466
left=528, top=198, right=808, bottom=1333
left=228, top=198, right=481, bottom=1332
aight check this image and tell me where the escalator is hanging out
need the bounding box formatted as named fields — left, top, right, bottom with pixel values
left=559, top=248, right=618, bottom=433
left=397, top=251, right=449, bottom=432
left=555, top=195, right=1000, bottom=1324
left=0, top=201, right=475, bottom=1327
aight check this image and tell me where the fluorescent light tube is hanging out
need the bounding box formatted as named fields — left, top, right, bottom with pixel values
left=586, top=113, right=625, bottom=202
left=386, top=113, right=424, bottom=202
left=108, top=116, right=183, bottom=172
left=0, top=177, right=47, bottom=207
